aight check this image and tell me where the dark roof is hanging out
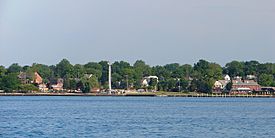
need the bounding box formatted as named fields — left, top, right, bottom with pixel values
left=18, top=72, right=27, bottom=79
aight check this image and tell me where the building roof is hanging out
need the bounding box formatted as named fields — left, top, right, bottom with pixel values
left=18, top=72, right=27, bottom=79
left=232, top=80, right=259, bottom=86
left=261, top=87, right=275, bottom=91
left=218, top=80, right=229, bottom=86
left=144, top=76, right=159, bottom=79
left=34, top=72, right=43, bottom=84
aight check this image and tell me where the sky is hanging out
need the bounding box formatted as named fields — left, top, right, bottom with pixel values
left=0, top=0, right=275, bottom=67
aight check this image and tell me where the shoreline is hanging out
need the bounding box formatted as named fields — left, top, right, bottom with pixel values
left=0, top=92, right=274, bottom=98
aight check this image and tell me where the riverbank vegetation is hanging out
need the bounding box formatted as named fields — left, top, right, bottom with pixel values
left=0, top=59, right=275, bottom=93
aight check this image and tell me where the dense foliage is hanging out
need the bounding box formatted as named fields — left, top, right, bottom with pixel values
left=0, top=59, right=275, bottom=93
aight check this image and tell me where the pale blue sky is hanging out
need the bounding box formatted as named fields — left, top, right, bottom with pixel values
left=0, top=0, right=274, bottom=67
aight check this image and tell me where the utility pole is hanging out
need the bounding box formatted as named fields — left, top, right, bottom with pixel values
left=108, top=62, right=112, bottom=94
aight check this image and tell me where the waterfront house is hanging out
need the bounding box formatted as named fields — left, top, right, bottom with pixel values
left=213, top=80, right=229, bottom=93
left=39, top=83, right=48, bottom=92
left=230, top=79, right=261, bottom=94
left=33, top=72, right=43, bottom=84
left=51, top=78, right=64, bottom=91
left=18, top=71, right=31, bottom=84
left=18, top=71, right=43, bottom=85
left=141, top=76, right=159, bottom=90
left=213, top=75, right=231, bottom=93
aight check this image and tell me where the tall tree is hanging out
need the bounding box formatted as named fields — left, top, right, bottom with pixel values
left=244, top=60, right=259, bottom=75
left=73, top=64, right=85, bottom=78
left=224, top=61, right=245, bottom=77
left=258, top=74, right=274, bottom=87
left=0, top=66, right=6, bottom=77
left=99, top=61, right=109, bottom=88
left=152, top=66, right=170, bottom=80
left=7, top=63, right=22, bottom=73
left=164, top=63, right=180, bottom=73
left=190, top=60, right=221, bottom=93
left=79, top=76, right=99, bottom=93
left=84, top=62, right=102, bottom=79
left=133, top=60, right=151, bottom=88
left=1, top=73, right=20, bottom=92
left=56, top=59, right=74, bottom=78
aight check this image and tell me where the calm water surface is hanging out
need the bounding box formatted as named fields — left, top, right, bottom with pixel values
left=0, top=96, right=275, bottom=138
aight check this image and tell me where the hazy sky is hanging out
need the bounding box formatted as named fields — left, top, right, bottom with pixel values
left=0, top=0, right=274, bottom=67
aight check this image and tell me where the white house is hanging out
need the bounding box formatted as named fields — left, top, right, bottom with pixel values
left=213, top=75, right=231, bottom=93
left=141, top=76, right=159, bottom=87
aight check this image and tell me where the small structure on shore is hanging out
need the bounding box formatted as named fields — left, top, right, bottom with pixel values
left=259, top=87, right=275, bottom=95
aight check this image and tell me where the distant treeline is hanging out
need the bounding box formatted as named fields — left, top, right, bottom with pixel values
left=0, top=59, right=275, bottom=92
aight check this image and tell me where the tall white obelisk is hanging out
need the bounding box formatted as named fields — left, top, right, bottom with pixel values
left=108, top=62, right=112, bottom=94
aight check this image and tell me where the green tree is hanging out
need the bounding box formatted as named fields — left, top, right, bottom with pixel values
left=133, top=60, right=151, bottom=88
left=189, top=79, right=212, bottom=93
left=99, top=61, right=109, bottom=88
left=73, top=64, right=85, bottom=78
left=207, top=63, right=223, bottom=80
left=19, top=84, right=39, bottom=92
left=181, top=64, right=193, bottom=79
left=84, top=62, right=102, bottom=79
left=134, top=60, right=151, bottom=77
left=158, top=80, right=169, bottom=91
left=244, top=61, right=259, bottom=75
left=225, top=82, right=232, bottom=92
left=190, top=60, right=220, bottom=93
left=56, top=59, right=74, bottom=78
left=193, top=60, right=209, bottom=73
left=31, top=63, right=54, bottom=83
left=8, top=63, right=22, bottom=73
left=258, top=74, right=274, bottom=87
left=257, top=63, right=275, bottom=75
left=112, top=72, right=123, bottom=89
left=148, top=78, right=158, bottom=90
left=79, top=76, right=99, bottom=93
left=1, top=73, right=20, bottom=92
left=0, top=66, right=7, bottom=77
left=164, top=63, right=180, bottom=73
left=152, top=66, right=170, bottom=80
left=179, top=79, right=189, bottom=92
left=224, top=61, right=244, bottom=77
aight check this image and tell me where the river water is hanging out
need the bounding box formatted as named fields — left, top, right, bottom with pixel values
left=0, top=96, right=275, bottom=138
